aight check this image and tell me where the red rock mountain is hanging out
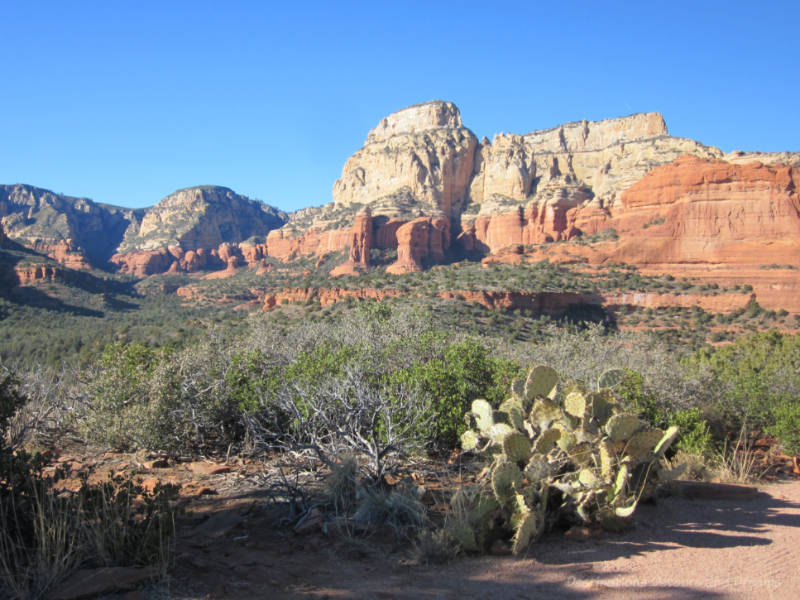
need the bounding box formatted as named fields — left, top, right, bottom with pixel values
left=2, top=101, right=799, bottom=311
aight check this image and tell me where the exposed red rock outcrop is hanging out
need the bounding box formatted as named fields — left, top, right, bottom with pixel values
left=264, top=227, right=352, bottom=261
left=601, top=291, right=756, bottom=314
left=387, top=217, right=450, bottom=274
left=611, top=156, right=800, bottom=266
left=13, top=264, right=63, bottom=285
left=260, top=286, right=757, bottom=315
left=262, top=287, right=402, bottom=309
left=460, top=199, right=586, bottom=255
left=111, top=249, right=174, bottom=276
left=330, top=212, right=373, bottom=276
left=27, top=240, right=91, bottom=270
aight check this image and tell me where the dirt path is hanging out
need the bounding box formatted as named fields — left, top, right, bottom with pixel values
left=169, top=478, right=800, bottom=599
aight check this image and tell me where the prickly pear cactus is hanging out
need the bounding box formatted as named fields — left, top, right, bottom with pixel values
left=459, top=364, right=679, bottom=555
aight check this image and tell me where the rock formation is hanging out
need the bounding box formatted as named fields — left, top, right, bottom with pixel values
left=3, top=100, right=800, bottom=312
left=387, top=216, right=450, bottom=274
left=329, top=211, right=373, bottom=276
left=608, top=155, right=800, bottom=265
left=111, top=186, right=286, bottom=275
left=0, top=184, right=136, bottom=268
left=333, top=101, right=478, bottom=218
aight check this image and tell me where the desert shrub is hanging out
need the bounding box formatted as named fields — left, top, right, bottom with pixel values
left=0, top=366, right=177, bottom=598
left=85, top=336, right=254, bottom=455
left=225, top=349, right=280, bottom=414
left=388, top=338, right=520, bottom=448
left=689, top=331, right=800, bottom=439
left=669, top=408, right=714, bottom=457
left=616, top=371, right=713, bottom=457
left=767, top=401, right=800, bottom=457
left=83, top=342, right=160, bottom=450
left=507, top=323, right=716, bottom=415
left=268, top=364, right=432, bottom=477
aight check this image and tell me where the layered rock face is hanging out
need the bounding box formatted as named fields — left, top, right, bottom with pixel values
left=333, top=101, right=478, bottom=218
left=0, top=184, right=135, bottom=268
left=608, top=156, right=800, bottom=266
left=460, top=113, right=723, bottom=252
left=111, top=186, right=287, bottom=275
left=327, top=105, right=729, bottom=266
left=4, top=101, right=800, bottom=314
left=116, top=186, right=286, bottom=254
left=386, top=216, right=450, bottom=274
left=329, top=211, right=373, bottom=276
left=316, top=103, right=800, bottom=310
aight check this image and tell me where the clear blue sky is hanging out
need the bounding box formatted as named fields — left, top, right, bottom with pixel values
left=1, top=1, right=797, bottom=212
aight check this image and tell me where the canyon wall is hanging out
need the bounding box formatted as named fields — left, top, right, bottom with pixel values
left=3, top=101, right=799, bottom=311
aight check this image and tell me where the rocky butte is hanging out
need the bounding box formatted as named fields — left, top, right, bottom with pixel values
left=1, top=100, right=798, bottom=311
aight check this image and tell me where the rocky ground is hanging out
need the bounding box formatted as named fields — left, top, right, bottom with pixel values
left=41, top=449, right=800, bottom=600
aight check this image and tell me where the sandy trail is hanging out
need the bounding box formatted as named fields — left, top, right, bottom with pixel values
left=171, top=478, right=800, bottom=599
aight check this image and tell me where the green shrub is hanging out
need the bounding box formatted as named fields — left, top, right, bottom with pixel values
left=0, top=366, right=177, bottom=598
left=689, top=331, right=800, bottom=432
left=767, top=401, right=800, bottom=457
left=388, top=338, right=520, bottom=448
left=617, top=371, right=713, bottom=457
left=84, top=343, right=160, bottom=450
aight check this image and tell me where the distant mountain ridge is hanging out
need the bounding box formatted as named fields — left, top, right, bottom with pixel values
left=0, top=184, right=286, bottom=272
left=2, top=100, right=799, bottom=311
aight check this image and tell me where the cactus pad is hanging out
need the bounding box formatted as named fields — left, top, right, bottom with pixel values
left=524, top=455, right=551, bottom=482
left=564, top=391, right=588, bottom=419
left=578, top=468, right=601, bottom=488
left=653, top=425, right=679, bottom=458
left=612, top=462, right=630, bottom=500
left=487, top=423, right=514, bottom=444
left=588, top=390, right=616, bottom=424
left=503, top=432, right=532, bottom=464
left=604, top=413, right=643, bottom=442
left=598, top=368, right=626, bottom=390
left=555, top=428, right=578, bottom=453
left=525, top=365, right=559, bottom=400
left=492, top=461, right=523, bottom=502
left=530, top=398, right=562, bottom=429
left=460, top=429, right=480, bottom=451
left=511, top=378, right=525, bottom=399
left=499, top=397, right=526, bottom=431
left=624, top=428, right=664, bottom=461
left=598, top=440, right=614, bottom=479
left=511, top=511, right=541, bottom=555
left=471, top=399, right=494, bottom=433
left=614, top=499, right=638, bottom=518
left=534, top=427, right=561, bottom=454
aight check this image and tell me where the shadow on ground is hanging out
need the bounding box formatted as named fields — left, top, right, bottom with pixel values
left=164, top=480, right=800, bottom=599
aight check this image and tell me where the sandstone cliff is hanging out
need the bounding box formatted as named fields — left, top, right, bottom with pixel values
left=319, top=105, right=729, bottom=269
left=610, top=155, right=800, bottom=265
left=386, top=216, right=450, bottom=274
left=4, top=100, right=800, bottom=315
left=329, top=211, right=373, bottom=276
left=111, top=186, right=287, bottom=275
left=333, top=101, right=478, bottom=218
left=0, top=184, right=136, bottom=268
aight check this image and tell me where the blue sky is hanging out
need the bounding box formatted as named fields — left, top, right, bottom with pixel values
left=1, top=1, right=797, bottom=212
